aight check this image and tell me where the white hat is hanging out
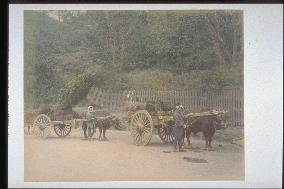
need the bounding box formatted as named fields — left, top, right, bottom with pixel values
left=88, top=106, right=94, bottom=112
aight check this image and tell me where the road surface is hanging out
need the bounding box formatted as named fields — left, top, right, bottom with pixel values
left=25, top=128, right=244, bottom=181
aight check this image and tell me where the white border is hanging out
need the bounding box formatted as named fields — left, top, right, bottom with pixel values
left=8, top=4, right=283, bottom=188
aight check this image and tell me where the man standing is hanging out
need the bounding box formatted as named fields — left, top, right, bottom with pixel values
left=83, top=105, right=96, bottom=140
left=173, top=104, right=186, bottom=152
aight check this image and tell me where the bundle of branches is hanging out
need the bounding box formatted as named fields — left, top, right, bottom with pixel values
left=145, top=100, right=175, bottom=114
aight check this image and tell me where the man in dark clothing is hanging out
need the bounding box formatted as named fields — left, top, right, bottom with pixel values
left=173, top=104, right=186, bottom=152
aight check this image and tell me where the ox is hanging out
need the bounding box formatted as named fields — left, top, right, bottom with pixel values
left=184, top=114, right=224, bottom=148
left=96, top=116, right=120, bottom=141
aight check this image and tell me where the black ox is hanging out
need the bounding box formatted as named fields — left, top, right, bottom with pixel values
left=82, top=116, right=120, bottom=141
left=184, top=114, right=225, bottom=148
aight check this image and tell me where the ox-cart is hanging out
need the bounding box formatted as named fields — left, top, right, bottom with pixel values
left=33, top=114, right=86, bottom=138
left=32, top=105, right=120, bottom=139
left=127, top=102, right=227, bottom=146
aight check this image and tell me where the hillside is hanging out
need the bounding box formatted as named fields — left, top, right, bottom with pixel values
left=24, top=10, right=243, bottom=110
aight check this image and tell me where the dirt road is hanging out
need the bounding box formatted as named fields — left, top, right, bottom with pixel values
left=25, top=128, right=244, bottom=181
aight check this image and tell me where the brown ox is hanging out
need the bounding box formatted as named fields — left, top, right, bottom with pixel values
left=184, top=114, right=223, bottom=148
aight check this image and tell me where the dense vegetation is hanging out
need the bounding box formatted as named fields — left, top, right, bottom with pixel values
left=24, top=10, right=243, bottom=110
left=57, top=73, right=94, bottom=107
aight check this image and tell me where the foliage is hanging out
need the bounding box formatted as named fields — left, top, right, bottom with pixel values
left=103, top=65, right=242, bottom=91
left=24, top=10, right=243, bottom=109
left=24, top=11, right=80, bottom=109
left=104, top=74, right=130, bottom=90
left=146, top=100, right=175, bottom=112
left=199, top=64, right=243, bottom=90
left=57, top=74, right=95, bottom=107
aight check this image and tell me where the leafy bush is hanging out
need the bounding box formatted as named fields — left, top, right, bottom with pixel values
left=199, top=64, right=243, bottom=90
left=104, top=74, right=130, bottom=90
left=57, top=73, right=94, bottom=107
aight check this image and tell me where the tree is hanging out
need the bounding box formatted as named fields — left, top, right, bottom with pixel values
left=57, top=73, right=95, bottom=107
left=24, top=10, right=244, bottom=109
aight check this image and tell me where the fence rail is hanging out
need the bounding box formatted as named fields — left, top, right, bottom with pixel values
left=81, top=88, right=243, bottom=126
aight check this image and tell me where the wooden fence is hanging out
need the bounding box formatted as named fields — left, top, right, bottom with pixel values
left=80, top=88, right=243, bottom=127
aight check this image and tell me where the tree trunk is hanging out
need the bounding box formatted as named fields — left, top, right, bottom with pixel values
left=231, top=14, right=241, bottom=65
left=105, top=13, right=117, bottom=65
left=205, top=14, right=231, bottom=65
left=231, top=26, right=238, bottom=64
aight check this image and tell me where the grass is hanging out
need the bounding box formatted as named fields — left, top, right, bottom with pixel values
left=214, top=126, right=244, bottom=143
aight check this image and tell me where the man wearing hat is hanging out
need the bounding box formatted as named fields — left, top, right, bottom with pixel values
left=173, top=104, right=186, bottom=152
left=83, top=105, right=96, bottom=140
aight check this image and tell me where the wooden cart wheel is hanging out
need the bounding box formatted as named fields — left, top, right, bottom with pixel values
left=33, top=114, right=52, bottom=138
left=130, top=110, right=153, bottom=146
left=158, top=124, right=175, bottom=144
left=54, top=124, right=72, bottom=137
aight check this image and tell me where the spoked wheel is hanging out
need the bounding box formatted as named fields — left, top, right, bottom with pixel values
left=130, top=110, right=153, bottom=146
left=158, top=124, right=175, bottom=143
left=33, top=114, right=52, bottom=138
left=54, top=123, right=72, bottom=137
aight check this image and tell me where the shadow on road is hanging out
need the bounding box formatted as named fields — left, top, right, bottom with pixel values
left=183, top=157, right=208, bottom=163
